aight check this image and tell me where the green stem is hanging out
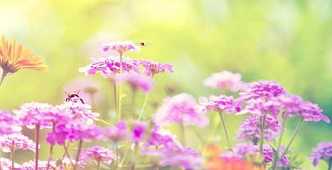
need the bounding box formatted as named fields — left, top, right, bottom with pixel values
left=11, top=141, right=15, bottom=170
left=113, top=80, right=118, bottom=116
left=218, top=112, right=231, bottom=149
left=259, top=115, right=266, bottom=156
left=35, top=124, right=40, bottom=170
left=138, top=94, right=149, bottom=120
left=328, top=158, right=332, bottom=170
left=47, top=123, right=55, bottom=170
left=0, top=69, right=8, bottom=86
left=179, top=122, right=186, bottom=145
left=74, top=140, right=83, bottom=170
left=131, top=88, right=137, bottom=116
left=280, top=119, right=304, bottom=158
left=272, top=117, right=287, bottom=170
left=118, top=55, right=123, bottom=121
left=97, top=160, right=101, bottom=170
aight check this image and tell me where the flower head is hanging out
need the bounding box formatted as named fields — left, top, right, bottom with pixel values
left=80, top=146, right=114, bottom=165
left=154, top=93, right=208, bottom=127
left=139, top=60, right=173, bottom=76
left=311, top=142, right=332, bottom=166
left=102, top=41, right=140, bottom=56
left=131, top=121, right=147, bottom=143
left=116, top=71, right=153, bottom=93
left=0, top=36, right=47, bottom=76
left=204, top=71, right=244, bottom=92
left=103, top=120, right=128, bottom=142
left=237, top=114, right=281, bottom=143
left=0, top=133, right=35, bottom=152
left=240, top=81, right=285, bottom=100
left=0, top=111, right=21, bottom=135
left=200, top=95, right=241, bottom=113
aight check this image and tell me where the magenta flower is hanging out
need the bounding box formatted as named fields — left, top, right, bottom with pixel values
left=311, top=142, right=332, bottom=166
left=154, top=93, right=208, bottom=127
left=103, top=120, right=128, bottom=142
left=299, top=101, right=330, bottom=123
left=79, top=56, right=139, bottom=77
left=139, top=60, right=173, bottom=76
left=131, top=121, right=147, bottom=143
left=80, top=146, right=114, bottom=165
left=200, top=95, right=241, bottom=113
left=237, top=114, right=281, bottom=143
left=56, top=102, right=99, bottom=124
left=102, top=41, right=140, bottom=56
left=20, top=160, right=56, bottom=170
left=0, top=133, right=35, bottom=152
left=158, top=146, right=203, bottom=170
left=0, top=111, right=21, bottom=135
left=240, top=81, right=286, bottom=100
left=263, top=145, right=289, bottom=167
left=204, top=71, right=244, bottom=92
left=0, top=158, right=21, bottom=169
left=14, top=102, right=58, bottom=129
left=116, top=71, right=153, bottom=93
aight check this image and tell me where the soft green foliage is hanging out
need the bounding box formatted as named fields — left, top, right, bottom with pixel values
left=0, top=0, right=331, bottom=169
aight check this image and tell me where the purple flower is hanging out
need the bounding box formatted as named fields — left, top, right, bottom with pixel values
left=199, top=95, right=241, bottom=113
left=14, top=102, right=58, bottom=129
left=0, top=133, right=35, bottom=152
left=0, top=111, right=21, bottom=135
left=311, top=142, right=332, bottom=166
left=103, top=120, right=128, bottom=142
left=139, top=60, right=173, bottom=76
left=237, top=114, right=281, bottom=143
left=0, top=158, right=21, bottom=169
left=102, top=41, right=140, bottom=56
left=20, top=160, right=56, bottom=170
left=158, top=146, right=203, bottom=170
left=80, top=146, right=114, bottom=165
left=204, top=71, right=244, bottom=92
left=154, top=93, right=208, bottom=127
left=263, top=145, right=289, bottom=167
left=299, top=101, right=330, bottom=123
left=240, top=81, right=286, bottom=100
left=56, top=102, right=99, bottom=124
left=131, top=121, right=147, bottom=143
left=116, top=71, right=153, bottom=93
left=79, top=56, right=139, bottom=77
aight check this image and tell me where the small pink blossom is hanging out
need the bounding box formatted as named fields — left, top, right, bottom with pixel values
left=116, top=71, right=153, bottom=93
left=80, top=146, right=114, bottom=165
left=204, top=71, right=244, bottom=92
left=0, top=111, right=21, bottom=135
left=103, top=120, right=128, bottom=142
left=102, top=41, right=140, bottom=56
left=0, top=133, right=35, bottom=152
left=154, top=93, right=208, bottom=127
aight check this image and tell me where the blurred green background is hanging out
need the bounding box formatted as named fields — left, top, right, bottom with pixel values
left=0, top=0, right=332, bottom=169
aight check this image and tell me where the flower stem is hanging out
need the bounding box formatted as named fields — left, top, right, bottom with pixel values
left=280, top=119, right=304, bottom=158
left=97, top=160, right=101, bottom=170
left=218, top=112, right=231, bottom=149
left=179, top=122, right=186, bottom=145
left=74, top=140, right=83, bottom=170
left=35, top=124, right=40, bottom=170
left=138, top=94, right=149, bottom=120
left=47, top=123, right=55, bottom=170
left=113, top=80, right=118, bottom=115
left=272, top=116, right=287, bottom=170
left=328, top=158, right=332, bottom=170
left=131, top=88, right=137, bottom=116
left=259, top=115, right=266, bottom=156
left=0, top=69, right=8, bottom=86
left=118, top=55, right=123, bottom=121
left=11, top=141, right=15, bottom=170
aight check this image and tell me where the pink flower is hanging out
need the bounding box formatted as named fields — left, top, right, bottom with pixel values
left=80, top=146, right=114, bottom=165
left=204, top=71, right=244, bottom=92
left=199, top=95, right=241, bottom=113
left=56, top=102, right=99, bottom=124
left=103, top=120, right=128, bottom=142
left=0, top=111, right=21, bottom=135
left=131, top=121, right=147, bottom=143
left=154, top=93, right=208, bottom=127
left=116, top=71, right=153, bottom=93
left=20, top=160, right=56, bottom=170
left=102, top=41, right=140, bottom=56
left=0, top=133, right=35, bottom=152
left=14, top=102, right=58, bottom=129
left=139, top=60, right=173, bottom=76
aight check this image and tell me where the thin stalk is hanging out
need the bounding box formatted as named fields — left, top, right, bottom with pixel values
left=63, top=144, right=75, bottom=167
left=131, top=143, right=138, bottom=170
left=259, top=115, right=266, bottom=156
left=97, top=160, right=101, bottom=170
left=218, top=112, right=231, bottom=149
left=118, top=54, right=123, bottom=121
left=131, top=88, right=137, bottom=116
left=11, top=141, right=15, bottom=170
left=328, top=158, right=332, bottom=170
left=114, top=143, right=119, bottom=170
left=74, top=140, right=83, bottom=170
left=272, top=117, right=287, bottom=170
left=113, top=80, right=118, bottom=115
left=138, top=94, right=149, bottom=120
left=179, top=122, right=186, bottom=145
left=0, top=69, right=8, bottom=86
left=47, top=123, right=55, bottom=170
left=35, top=124, right=40, bottom=170
left=280, top=119, right=304, bottom=158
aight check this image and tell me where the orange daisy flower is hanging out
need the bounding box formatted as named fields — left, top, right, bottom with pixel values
left=0, top=36, right=47, bottom=84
